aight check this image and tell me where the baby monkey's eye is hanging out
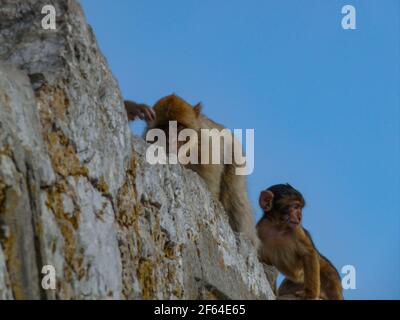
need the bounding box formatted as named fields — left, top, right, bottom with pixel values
left=288, top=203, right=302, bottom=211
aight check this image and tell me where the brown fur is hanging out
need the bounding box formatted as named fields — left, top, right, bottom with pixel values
left=257, top=186, right=343, bottom=300
left=147, top=94, right=259, bottom=248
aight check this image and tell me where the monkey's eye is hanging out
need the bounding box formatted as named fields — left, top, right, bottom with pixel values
left=287, top=203, right=301, bottom=211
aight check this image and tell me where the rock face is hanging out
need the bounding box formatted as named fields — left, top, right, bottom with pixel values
left=0, top=0, right=276, bottom=299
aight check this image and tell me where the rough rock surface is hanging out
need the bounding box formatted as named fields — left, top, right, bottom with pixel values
left=0, top=0, right=276, bottom=299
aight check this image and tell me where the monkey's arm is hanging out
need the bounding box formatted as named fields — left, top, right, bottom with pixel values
left=302, top=251, right=320, bottom=299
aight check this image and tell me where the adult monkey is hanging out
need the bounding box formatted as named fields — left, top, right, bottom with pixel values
left=124, top=95, right=259, bottom=249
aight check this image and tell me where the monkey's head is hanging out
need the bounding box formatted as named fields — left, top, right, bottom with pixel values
left=150, top=94, right=203, bottom=131
left=148, top=94, right=203, bottom=153
left=259, top=184, right=305, bottom=230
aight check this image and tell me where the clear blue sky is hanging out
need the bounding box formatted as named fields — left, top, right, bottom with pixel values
left=80, top=0, right=400, bottom=299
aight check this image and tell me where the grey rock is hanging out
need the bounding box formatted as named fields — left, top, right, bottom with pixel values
left=0, top=0, right=276, bottom=299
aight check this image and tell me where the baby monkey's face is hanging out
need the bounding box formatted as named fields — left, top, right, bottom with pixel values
left=276, top=200, right=303, bottom=230
left=259, top=187, right=305, bottom=231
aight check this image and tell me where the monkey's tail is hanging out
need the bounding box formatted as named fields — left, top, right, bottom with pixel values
left=220, top=163, right=260, bottom=250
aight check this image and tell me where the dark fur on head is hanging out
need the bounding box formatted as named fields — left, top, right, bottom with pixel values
left=267, top=183, right=306, bottom=206
left=266, top=183, right=305, bottom=213
left=150, top=94, right=202, bottom=130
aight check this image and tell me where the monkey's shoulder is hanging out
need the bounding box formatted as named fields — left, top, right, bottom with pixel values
left=298, top=227, right=316, bottom=247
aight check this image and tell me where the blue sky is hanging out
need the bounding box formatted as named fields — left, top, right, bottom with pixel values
left=80, top=0, right=400, bottom=299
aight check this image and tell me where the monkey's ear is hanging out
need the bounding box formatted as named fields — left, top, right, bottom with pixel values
left=193, top=102, right=203, bottom=117
left=259, top=190, right=274, bottom=212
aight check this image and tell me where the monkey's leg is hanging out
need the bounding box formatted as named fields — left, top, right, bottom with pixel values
left=278, top=278, right=304, bottom=299
left=320, top=272, right=344, bottom=300
left=220, top=164, right=260, bottom=249
left=319, top=257, right=344, bottom=300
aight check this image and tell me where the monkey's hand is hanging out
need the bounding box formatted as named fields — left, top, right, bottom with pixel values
left=124, top=100, right=156, bottom=122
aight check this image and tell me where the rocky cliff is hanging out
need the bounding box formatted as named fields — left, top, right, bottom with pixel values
left=0, top=0, right=275, bottom=299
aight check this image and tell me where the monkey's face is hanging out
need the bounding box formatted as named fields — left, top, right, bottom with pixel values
left=269, top=197, right=304, bottom=231
left=259, top=190, right=304, bottom=231
left=278, top=200, right=303, bottom=230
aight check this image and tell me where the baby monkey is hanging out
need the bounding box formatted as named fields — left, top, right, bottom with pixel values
left=257, top=184, right=343, bottom=300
